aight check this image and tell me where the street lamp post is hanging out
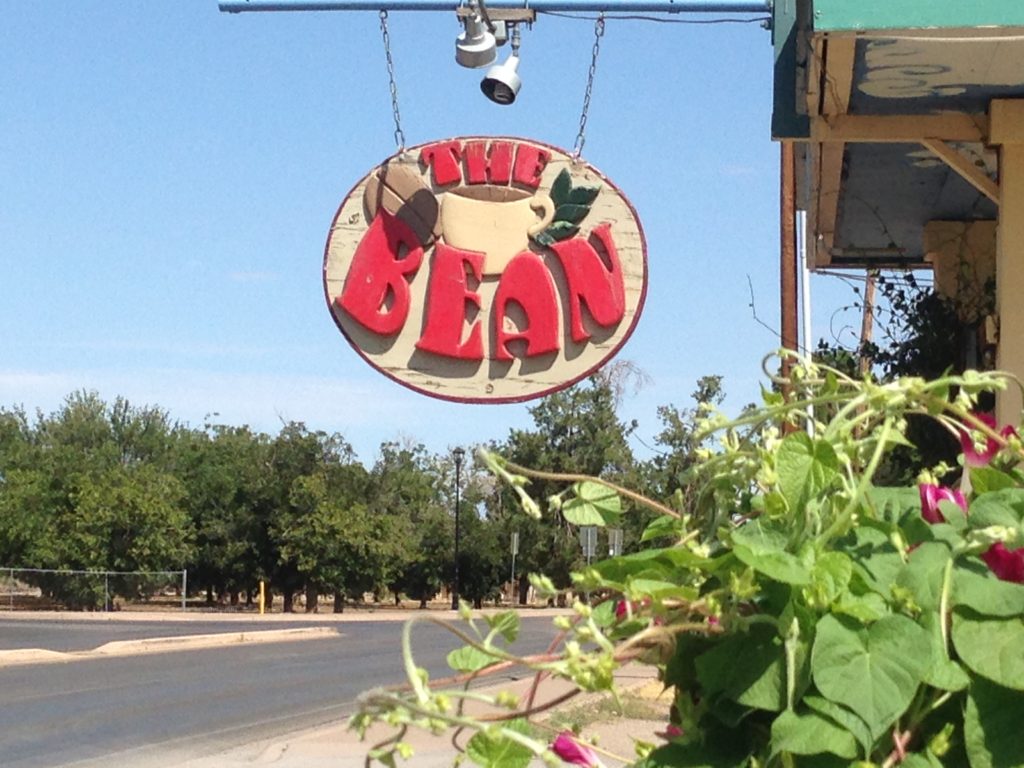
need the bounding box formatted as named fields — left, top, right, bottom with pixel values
left=451, top=446, right=465, bottom=610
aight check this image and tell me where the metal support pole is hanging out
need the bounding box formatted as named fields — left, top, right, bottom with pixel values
left=104, top=572, right=110, bottom=613
left=780, top=141, right=798, bottom=427
left=509, top=532, right=518, bottom=605
left=182, top=570, right=188, bottom=612
left=221, top=0, right=770, bottom=13
left=451, top=447, right=465, bottom=610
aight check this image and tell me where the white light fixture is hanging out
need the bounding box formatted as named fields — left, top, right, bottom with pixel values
left=455, top=14, right=496, bottom=69
left=481, top=55, right=521, bottom=105
left=481, top=23, right=521, bottom=105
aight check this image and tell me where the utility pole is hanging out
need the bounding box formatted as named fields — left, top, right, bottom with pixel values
left=451, top=446, right=465, bottom=610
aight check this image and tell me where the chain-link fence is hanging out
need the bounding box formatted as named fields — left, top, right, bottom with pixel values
left=0, top=568, right=187, bottom=612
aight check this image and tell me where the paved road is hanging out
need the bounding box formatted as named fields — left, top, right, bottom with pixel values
left=0, top=617, right=559, bottom=768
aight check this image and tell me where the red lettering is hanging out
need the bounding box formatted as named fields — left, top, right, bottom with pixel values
left=420, top=141, right=463, bottom=187
left=549, top=224, right=626, bottom=343
left=415, top=243, right=484, bottom=360
left=335, top=210, right=423, bottom=336
left=512, top=144, right=550, bottom=188
left=463, top=141, right=488, bottom=185
left=487, top=141, right=513, bottom=185
left=493, top=251, right=560, bottom=360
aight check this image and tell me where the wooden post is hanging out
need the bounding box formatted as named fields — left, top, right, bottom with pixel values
left=859, top=272, right=876, bottom=377
left=991, top=101, right=1024, bottom=428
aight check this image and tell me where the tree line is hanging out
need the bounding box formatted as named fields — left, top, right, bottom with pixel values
left=0, top=370, right=724, bottom=611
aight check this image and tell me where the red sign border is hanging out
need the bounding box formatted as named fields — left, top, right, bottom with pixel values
left=322, top=135, right=649, bottom=405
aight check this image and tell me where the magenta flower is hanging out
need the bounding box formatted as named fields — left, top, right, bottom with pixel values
left=919, top=483, right=967, bottom=524
left=614, top=600, right=629, bottom=620
left=655, top=723, right=684, bottom=741
left=959, top=412, right=1018, bottom=467
left=981, top=543, right=1024, bottom=584
left=551, top=732, right=603, bottom=767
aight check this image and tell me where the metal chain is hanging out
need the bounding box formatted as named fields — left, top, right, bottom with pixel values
left=379, top=10, right=406, bottom=153
left=572, top=14, right=605, bottom=161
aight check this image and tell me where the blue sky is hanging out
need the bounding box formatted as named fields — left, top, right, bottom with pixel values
left=1, top=2, right=855, bottom=463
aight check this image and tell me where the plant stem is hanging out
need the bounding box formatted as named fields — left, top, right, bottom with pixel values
left=501, top=459, right=681, bottom=519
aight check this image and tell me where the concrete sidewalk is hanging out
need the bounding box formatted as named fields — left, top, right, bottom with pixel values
left=185, top=665, right=668, bottom=768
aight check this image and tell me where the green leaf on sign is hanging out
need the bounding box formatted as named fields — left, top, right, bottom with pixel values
left=964, top=677, right=1024, bottom=768
left=770, top=709, right=859, bottom=759
left=532, top=230, right=555, bottom=247
left=567, top=184, right=601, bottom=206
left=540, top=221, right=580, bottom=243
left=561, top=481, right=621, bottom=526
left=951, top=609, right=1024, bottom=690
left=466, top=721, right=534, bottom=768
left=550, top=168, right=572, bottom=206
left=554, top=203, right=591, bottom=224
left=775, top=432, right=840, bottom=513
left=811, top=613, right=930, bottom=737
left=447, top=645, right=497, bottom=673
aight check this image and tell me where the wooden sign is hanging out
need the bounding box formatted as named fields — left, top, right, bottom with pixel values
left=323, top=136, right=647, bottom=403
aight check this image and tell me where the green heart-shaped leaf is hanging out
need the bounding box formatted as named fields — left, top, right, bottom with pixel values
left=811, top=613, right=930, bottom=736
left=952, top=609, right=1024, bottom=690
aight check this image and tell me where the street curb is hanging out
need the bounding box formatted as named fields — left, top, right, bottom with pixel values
left=93, top=626, right=340, bottom=653
left=0, top=626, right=340, bottom=668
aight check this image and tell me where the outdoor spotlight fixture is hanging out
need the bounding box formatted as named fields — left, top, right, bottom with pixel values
left=481, top=24, right=521, bottom=105
left=455, top=12, right=496, bottom=69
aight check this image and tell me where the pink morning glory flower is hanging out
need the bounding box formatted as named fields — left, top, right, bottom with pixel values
left=981, top=542, right=1024, bottom=584
left=551, top=732, right=603, bottom=767
left=959, top=412, right=1018, bottom=468
left=655, top=723, right=684, bottom=741
left=919, top=483, right=967, bottom=524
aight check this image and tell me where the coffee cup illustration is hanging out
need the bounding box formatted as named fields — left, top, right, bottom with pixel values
left=439, top=185, right=555, bottom=275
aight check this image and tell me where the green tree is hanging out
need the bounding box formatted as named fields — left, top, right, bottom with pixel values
left=0, top=392, right=193, bottom=608
left=490, top=373, right=638, bottom=603
left=370, top=441, right=450, bottom=607
left=263, top=422, right=353, bottom=612
left=176, top=423, right=269, bottom=605
left=456, top=508, right=506, bottom=609
left=277, top=461, right=401, bottom=612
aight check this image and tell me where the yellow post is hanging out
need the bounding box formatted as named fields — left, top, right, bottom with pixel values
left=991, top=100, right=1024, bottom=428
left=259, top=580, right=265, bottom=615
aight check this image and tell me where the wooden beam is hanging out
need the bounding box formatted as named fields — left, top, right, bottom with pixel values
left=991, top=100, right=1024, bottom=144
left=805, top=36, right=823, bottom=118
left=810, top=35, right=855, bottom=268
left=922, top=139, right=1000, bottom=205
left=821, top=35, right=855, bottom=117
left=814, top=142, right=845, bottom=268
left=810, top=113, right=988, bottom=143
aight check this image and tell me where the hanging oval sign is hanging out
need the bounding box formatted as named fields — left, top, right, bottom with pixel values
left=323, top=136, right=647, bottom=403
